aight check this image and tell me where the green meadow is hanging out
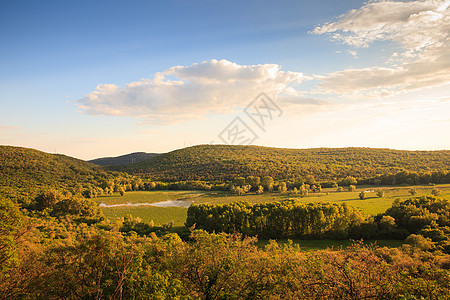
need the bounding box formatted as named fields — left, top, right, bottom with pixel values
left=97, top=184, right=450, bottom=226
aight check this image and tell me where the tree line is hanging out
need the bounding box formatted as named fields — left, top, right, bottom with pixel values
left=186, top=201, right=364, bottom=239
left=186, top=195, right=450, bottom=253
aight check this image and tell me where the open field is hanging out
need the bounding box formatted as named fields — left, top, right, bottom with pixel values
left=97, top=184, right=450, bottom=226
left=256, top=239, right=405, bottom=250
left=100, top=205, right=188, bottom=226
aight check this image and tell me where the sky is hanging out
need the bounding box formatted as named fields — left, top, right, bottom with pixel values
left=1, top=0, right=449, bottom=160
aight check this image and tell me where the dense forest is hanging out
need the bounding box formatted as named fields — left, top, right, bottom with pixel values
left=2, top=193, right=450, bottom=299
left=0, top=146, right=118, bottom=200
left=119, top=145, right=450, bottom=183
left=90, top=152, right=160, bottom=167
left=1, top=145, right=450, bottom=298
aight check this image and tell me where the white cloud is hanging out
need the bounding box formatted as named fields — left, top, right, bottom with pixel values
left=312, top=0, right=450, bottom=97
left=78, top=59, right=309, bottom=124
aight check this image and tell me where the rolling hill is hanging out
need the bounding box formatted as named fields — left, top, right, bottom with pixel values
left=90, top=152, right=160, bottom=167
left=0, top=145, right=116, bottom=201
left=118, top=145, right=450, bottom=183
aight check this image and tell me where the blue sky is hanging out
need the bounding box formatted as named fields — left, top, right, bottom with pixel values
left=1, top=0, right=449, bottom=159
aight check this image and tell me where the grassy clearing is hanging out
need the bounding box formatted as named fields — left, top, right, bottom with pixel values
left=196, top=183, right=450, bottom=215
left=96, top=190, right=206, bottom=205
left=256, top=239, right=404, bottom=250
left=97, top=184, right=450, bottom=227
left=100, top=205, right=188, bottom=226
left=96, top=191, right=202, bottom=226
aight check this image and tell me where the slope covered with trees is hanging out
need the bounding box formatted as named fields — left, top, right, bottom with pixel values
left=120, top=145, right=450, bottom=183
left=0, top=146, right=116, bottom=201
left=89, top=152, right=160, bottom=167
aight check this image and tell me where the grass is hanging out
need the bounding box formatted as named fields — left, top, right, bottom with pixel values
left=96, top=184, right=450, bottom=227
left=97, top=190, right=206, bottom=205
left=195, top=183, right=450, bottom=215
left=100, top=205, right=188, bottom=226
left=256, top=239, right=404, bottom=250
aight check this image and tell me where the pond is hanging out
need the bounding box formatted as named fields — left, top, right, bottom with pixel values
left=99, top=200, right=193, bottom=208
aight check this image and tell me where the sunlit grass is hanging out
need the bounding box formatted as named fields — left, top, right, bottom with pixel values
left=256, top=239, right=404, bottom=250
left=96, top=190, right=206, bottom=205
left=97, top=184, right=450, bottom=226
left=100, top=205, right=188, bottom=226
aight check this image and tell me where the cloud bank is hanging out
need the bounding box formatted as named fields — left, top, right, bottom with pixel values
left=313, top=0, right=450, bottom=97
left=78, top=59, right=313, bottom=124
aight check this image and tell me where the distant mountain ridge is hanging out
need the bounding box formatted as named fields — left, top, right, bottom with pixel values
left=90, top=152, right=160, bottom=166
left=118, top=144, right=450, bottom=182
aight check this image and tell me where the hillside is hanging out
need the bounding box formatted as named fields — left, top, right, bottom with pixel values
left=120, top=145, right=450, bottom=183
left=90, top=152, right=160, bottom=166
left=0, top=145, right=116, bottom=201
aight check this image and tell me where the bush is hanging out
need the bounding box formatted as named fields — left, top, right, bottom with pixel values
left=432, top=188, right=441, bottom=196
left=359, top=191, right=366, bottom=200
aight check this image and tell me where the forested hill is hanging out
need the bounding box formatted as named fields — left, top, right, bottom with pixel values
left=0, top=146, right=115, bottom=201
left=90, top=152, right=160, bottom=167
left=119, top=145, right=450, bottom=182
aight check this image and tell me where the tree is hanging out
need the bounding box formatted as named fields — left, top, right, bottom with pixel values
left=231, top=186, right=245, bottom=196
left=245, top=176, right=260, bottom=189
left=348, top=185, right=356, bottom=192
left=261, top=176, right=274, bottom=192
left=299, top=184, right=309, bottom=197
left=256, top=185, right=264, bottom=195
left=119, top=187, right=125, bottom=196
left=234, top=177, right=246, bottom=186
left=405, top=234, right=432, bottom=250
left=35, top=190, right=63, bottom=210
left=337, top=187, right=344, bottom=192
left=379, top=216, right=397, bottom=236
left=342, top=176, right=358, bottom=186
left=376, top=190, right=385, bottom=197
left=278, top=182, right=287, bottom=194
left=359, top=191, right=366, bottom=200
left=304, top=175, right=316, bottom=185
left=409, top=188, right=417, bottom=195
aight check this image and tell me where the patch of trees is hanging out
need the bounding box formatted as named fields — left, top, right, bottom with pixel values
left=361, top=170, right=450, bottom=186
left=186, top=195, right=450, bottom=254
left=186, top=201, right=365, bottom=239
left=381, top=195, right=450, bottom=253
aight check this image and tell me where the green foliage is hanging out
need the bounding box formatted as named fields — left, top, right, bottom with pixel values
left=376, top=189, right=385, bottom=197
left=382, top=196, right=450, bottom=252
left=245, top=176, right=260, bottom=189
left=432, top=188, right=441, bottom=196
left=341, top=175, right=358, bottom=186
left=0, top=146, right=117, bottom=201
left=118, top=145, right=450, bottom=183
left=0, top=196, right=23, bottom=277
left=359, top=191, right=366, bottom=200
left=186, top=200, right=364, bottom=239
left=260, top=175, right=274, bottom=191
left=89, top=152, right=159, bottom=166
left=278, top=182, right=287, bottom=194
left=256, top=185, right=264, bottom=195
